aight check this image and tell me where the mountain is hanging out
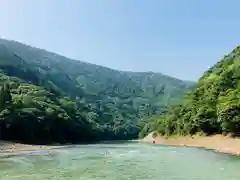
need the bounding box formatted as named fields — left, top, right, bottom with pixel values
left=140, top=45, right=240, bottom=138
left=0, top=38, right=193, bottom=144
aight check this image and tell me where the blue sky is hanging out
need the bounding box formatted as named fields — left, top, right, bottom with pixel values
left=1, top=0, right=240, bottom=81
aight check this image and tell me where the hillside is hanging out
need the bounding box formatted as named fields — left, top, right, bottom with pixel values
left=0, top=38, right=193, bottom=144
left=140, top=46, right=240, bottom=138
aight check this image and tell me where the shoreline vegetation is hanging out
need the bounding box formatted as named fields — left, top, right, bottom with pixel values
left=143, top=132, right=240, bottom=156
left=0, top=40, right=240, bottom=158
left=140, top=46, right=240, bottom=157
left=0, top=38, right=192, bottom=145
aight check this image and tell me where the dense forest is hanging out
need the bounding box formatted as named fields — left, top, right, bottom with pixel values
left=0, top=38, right=193, bottom=144
left=140, top=46, right=240, bottom=138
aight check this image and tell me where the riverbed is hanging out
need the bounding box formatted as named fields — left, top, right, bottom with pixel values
left=0, top=141, right=240, bottom=180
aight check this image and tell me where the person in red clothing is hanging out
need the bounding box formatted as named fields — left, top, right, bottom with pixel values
left=153, top=140, right=155, bottom=144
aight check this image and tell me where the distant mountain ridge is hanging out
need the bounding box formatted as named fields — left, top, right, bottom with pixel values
left=0, top=38, right=194, bottom=144
left=0, top=38, right=193, bottom=81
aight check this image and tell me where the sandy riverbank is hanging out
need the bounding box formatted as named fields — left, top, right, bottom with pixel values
left=0, top=141, right=62, bottom=154
left=2, top=134, right=240, bottom=156
left=143, top=132, right=240, bottom=155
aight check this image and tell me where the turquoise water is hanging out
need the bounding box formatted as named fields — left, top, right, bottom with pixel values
left=0, top=141, right=240, bottom=180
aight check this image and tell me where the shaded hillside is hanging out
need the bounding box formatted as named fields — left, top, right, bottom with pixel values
left=0, top=74, right=98, bottom=144
left=140, top=46, right=240, bottom=138
left=0, top=38, right=193, bottom=143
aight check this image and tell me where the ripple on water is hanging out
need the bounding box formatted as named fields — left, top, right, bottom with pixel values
left=1, top=142, right=240, bottom=180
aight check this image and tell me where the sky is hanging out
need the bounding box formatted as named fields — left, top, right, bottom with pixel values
left=1, top=0, right=240, bottom=81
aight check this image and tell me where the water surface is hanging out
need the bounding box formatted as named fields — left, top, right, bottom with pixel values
left=0, top=141, right=240, bottom=180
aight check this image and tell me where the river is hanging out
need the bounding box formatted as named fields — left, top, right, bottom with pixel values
left=0, top=141, right=240, bottom=180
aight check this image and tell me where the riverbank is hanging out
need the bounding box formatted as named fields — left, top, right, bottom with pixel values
left=2, top=133, right=240, bottom=156
left=0, top=141, right=62, bottom=153
left=143, top=132, right=240, bottom=155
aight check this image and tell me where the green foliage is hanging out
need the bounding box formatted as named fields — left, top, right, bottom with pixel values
left=0, top=38, right=193, bottom=144
left=0, top=76, right=98, bottom=144
left=140, top=46, right=240, bottom=137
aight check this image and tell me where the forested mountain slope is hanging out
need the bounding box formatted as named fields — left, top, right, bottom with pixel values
left=0, top=38, right=193, bottom=144
left=140, top=46, right=240, bottom=138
